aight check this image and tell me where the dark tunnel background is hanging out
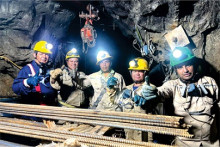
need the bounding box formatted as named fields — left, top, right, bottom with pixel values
left=53, top=1, right=144, bottom=86
left=50, top=1, right=220, bottom=87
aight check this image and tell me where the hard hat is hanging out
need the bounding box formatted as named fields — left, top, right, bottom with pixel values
left=66, top=48, right=80, bottom=60
left=128, top=58, right=149, bottom=71
left=33, top=41, right=53, bottom=54
left=170, top=47, right=195, bottom=66
left=96, top=51, right=112, bottom=65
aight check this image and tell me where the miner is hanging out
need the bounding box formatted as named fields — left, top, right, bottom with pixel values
left=88, top=50, right=126, bottom=110
left=135, top=47, right=219, bottom=146
left=50, top=48, right=91, bottom=108
left=12, top=41, right=56, bottom=105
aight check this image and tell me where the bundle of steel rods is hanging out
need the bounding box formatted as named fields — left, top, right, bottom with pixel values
left=0, top=102, right=193, bottom=138
left=0, top=117, right=173, bottom=147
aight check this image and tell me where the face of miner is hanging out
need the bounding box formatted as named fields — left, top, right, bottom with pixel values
left=34, top=52, right=49, bottom=64
left=67, top=58, right=79, bottom=70
left=99, top=59, right=111, bottom=73
left=131, top=70, right=145, bottom=83
left=176, top=61, right=194, bottom=82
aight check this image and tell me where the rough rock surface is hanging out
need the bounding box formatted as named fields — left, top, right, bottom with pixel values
left=0, top=0, right=74, bottom=97
left=103, top=0, right=220, bottom=83
left=0, top=0, right=219, bottom=96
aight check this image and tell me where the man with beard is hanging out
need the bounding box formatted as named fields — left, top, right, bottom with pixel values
left=136, top=47, right=219, bottom=146
left=12, top=40, right=56, bottom=105
left=88, top=50, right=126, bottom=110
left=50, top=48, right=90, bottom=108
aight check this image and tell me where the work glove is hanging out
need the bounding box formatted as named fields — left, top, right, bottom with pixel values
left=107, top=77, right=118, bottom=89
left=122, top=89, right=132, bottom=99
left=50, top=68, right=62, bottom=80
left=141, top=76, right=157, bottom=101
left=27, top=71, right=40, bottom=86
left=133, top=95, right=146, bottom=106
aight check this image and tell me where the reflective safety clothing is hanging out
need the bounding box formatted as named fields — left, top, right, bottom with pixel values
left=50, top=67, right=91, bottom=108
left=88, top=69, right=126, bottom=110
left=158, top=76, right=219, bottom=147
left=12, top=60, right=56, bottom=105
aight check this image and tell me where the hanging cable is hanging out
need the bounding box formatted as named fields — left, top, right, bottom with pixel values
left=0, top=56, right=22, bottom=70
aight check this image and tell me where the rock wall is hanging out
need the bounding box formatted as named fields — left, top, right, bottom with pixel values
left=103, top=0, right=220, bottom=83
left=0, top=0, right=74, bottom=97
left=0, top=0, right=219, bottom=96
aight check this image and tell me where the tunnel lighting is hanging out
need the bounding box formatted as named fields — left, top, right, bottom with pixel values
left=46, top=43, right=53, bottom=50
left=97, top=50, right=107, bottom=58
left=173, top=49, right=182, bottom=58
left=71, top=48, right=77, bottom=53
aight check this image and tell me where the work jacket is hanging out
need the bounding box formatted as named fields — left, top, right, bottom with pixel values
left=50, top=67, right=91, bottom=108
left=113, top=83, right=156, bottom=142
left=12, top=60, right=56, bottom=105
left=158, top=76, right=219, bottom=147
left=88, top=69, right=126, bottom=110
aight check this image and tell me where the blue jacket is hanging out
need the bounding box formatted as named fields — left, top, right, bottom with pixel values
left=12, top=60, right=56, bottom=105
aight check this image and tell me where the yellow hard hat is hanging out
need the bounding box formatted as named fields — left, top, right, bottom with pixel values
left=96, top=51, right=112, bottom=65
left=66, top=48, right=80, bottom=60
left=33, top=41, right=53, bottom=54
left=128, top=58, right=149, bottom=71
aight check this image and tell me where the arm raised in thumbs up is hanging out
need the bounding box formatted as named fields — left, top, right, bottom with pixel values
left=27, top=71, right=41, bottom=87
left=141, top=76, right=157, bottom=100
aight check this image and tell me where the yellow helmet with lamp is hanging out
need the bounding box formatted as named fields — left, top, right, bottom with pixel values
left=66, top=48, right=80, bottom=60
left=128, top=57, right=149, bottom=71
left=96, top=51, right=112, bottom=65
left=33, top=41, right=53, bottom=54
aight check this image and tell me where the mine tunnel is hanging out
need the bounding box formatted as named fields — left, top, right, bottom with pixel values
left=0, top=0, right=219, bottom=147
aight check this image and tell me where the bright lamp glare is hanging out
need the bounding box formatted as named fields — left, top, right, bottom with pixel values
left=130, top=61, right=136, bottom=67
left=46, top=43, right=53, bottom=50
left=97, top=51, right=106, bottom=58
left=71, top=48, right=77, bottom=53
left=173, top=50, right=182, bottom=58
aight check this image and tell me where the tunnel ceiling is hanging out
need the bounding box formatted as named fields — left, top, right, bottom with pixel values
left=0, top=0, right=219, bottom=97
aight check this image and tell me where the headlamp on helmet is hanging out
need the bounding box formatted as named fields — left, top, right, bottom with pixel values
left=128, top=58, right=149, bottom=71
left=33, top=41, right=53, bottom=54
left=96, top=50, right=112, bottom=65
left=46, top=43, right=53, bottom=50
left=170, top=47, right=195, bottom=66
left=66, top=48, right=80, bottom=60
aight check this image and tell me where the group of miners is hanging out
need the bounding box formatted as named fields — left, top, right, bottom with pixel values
left=12, top=40, right=219, bottom=147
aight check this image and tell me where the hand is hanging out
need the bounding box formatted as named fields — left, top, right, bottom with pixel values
left=107, top=77, right=118, bottom=89
left=50, top=68, right=62, bottom=79
left=27, top=71, right=40, bottom=86
left=141, top=76, right=157, bottom=100
left=122, top=89, right=132, bottom=99
left=133, top=95, right=146, bottom=106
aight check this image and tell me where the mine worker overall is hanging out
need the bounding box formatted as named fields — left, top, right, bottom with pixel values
left=50, top=48, right=91, bottom=108
left=12, top=41, right=56, bottom=105
left=134, top=47, right=219, bottom=147
left=88, top=51, right=126, bottom=110
left=106, top=58, right=157, bottom=141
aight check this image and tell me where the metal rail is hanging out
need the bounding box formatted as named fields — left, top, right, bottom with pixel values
left=0, top=102, right=189, bottom=127
left=0, top=102, right=193, bottom=138
left=0, top=118, right=174, bottom=147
